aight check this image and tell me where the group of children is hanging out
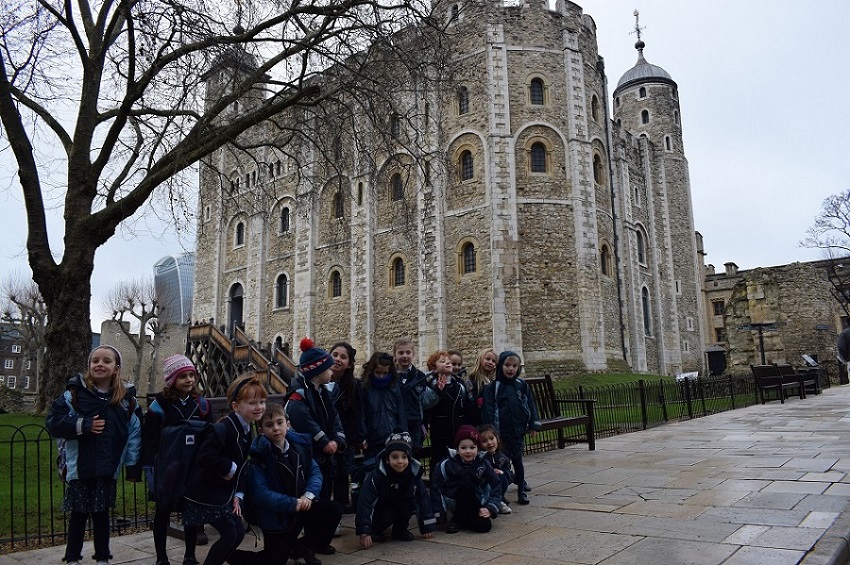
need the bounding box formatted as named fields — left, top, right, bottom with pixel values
left=45, top=338, right=542, bottom=565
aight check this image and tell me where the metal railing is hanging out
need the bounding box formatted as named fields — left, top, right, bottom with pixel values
left=0, top=423, right=152, bottom=552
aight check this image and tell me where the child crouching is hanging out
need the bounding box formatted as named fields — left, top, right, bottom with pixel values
left=356, top=429, right=436, bottom=547
left=229, top=403, right=342, bottom=565
left=477, top=424, right=514, bottom=515
left=429, top=425, right=501, bottom=534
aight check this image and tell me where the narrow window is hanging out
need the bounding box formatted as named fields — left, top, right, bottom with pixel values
left=636, top=229, right=646, bottom=264
left=235, top=222, right=245, bottom=246
left=593, top=154, right=604, bottom=184
left=600, top=244, right=611, bottom=276
left=276, top=160, right=282, bottom=176
left=674, top=111, right=680, bottom=125
left=357, top=182, right=364, bottom=206
left=665, top=136, right=672, bottom=151
left=642, top=287, right=652, bottom=335
left=391, top=174, right=404, bottom=201
left=591, top=95, right=599, bottom=122
left=639, top=86, right=647, bottom=98
left=458, top=87, right=469, bottom=115
left=529, top=78, right=545, bottom=105
left=392, top=258, right=406, bottom=287
left=530, top=142, right=547, bottom=173
left=460, top=150, right=474, bottom=181
left=333, top=191, right=344, bottom=219
left=450, top=4, right=459, bottom=22
left=715, top=328, right=726, bottom=342
left=275, top=274, right=288, bottom=308
left=331, top=271, right=342, bottom=298
left=280, top=207, right=290, bottom=233
left=641, top=110, right=649, bottom=125
left=391, top=114, right=401, bottom=137
left=615, top=96, right=620, bottom=107
left=462, top=243, right=477, bottom=274
left=268, top=163, right=274, bottom=179
left=204, top=205, right=211, bottom=221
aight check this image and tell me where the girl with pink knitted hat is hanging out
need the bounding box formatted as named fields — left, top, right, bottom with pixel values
left=141, top=354, right=212, bottom=565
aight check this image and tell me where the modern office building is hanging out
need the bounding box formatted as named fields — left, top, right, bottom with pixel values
left=153, top=252, right=196, bottom=326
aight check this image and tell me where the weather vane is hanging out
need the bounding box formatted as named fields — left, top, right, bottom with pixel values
left=631, top=9, right=645, bottom=43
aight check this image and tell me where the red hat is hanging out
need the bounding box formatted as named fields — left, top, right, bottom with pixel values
left=163, top=354, right=196, bottom=388
left=454, top=424, right=480, bottom=447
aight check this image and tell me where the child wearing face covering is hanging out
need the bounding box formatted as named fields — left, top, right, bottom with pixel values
left=355, top=429, right=436, bottom=548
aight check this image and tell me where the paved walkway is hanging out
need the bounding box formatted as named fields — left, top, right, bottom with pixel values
left=6, top=385, right=850, bottom=565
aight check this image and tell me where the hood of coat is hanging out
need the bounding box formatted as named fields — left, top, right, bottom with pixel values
left=495, top=351, right=522, bottom=382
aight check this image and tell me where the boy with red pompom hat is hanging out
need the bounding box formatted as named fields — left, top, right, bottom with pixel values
left=285, top=338, right=346, bottom=555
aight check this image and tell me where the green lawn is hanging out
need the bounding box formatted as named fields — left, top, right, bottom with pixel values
left=551, top=372, right=674, bottom=390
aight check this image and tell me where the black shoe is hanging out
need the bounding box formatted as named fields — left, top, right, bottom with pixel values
left=392, top=530, right=414, bottom=542
left=517, top=491, right=530, bottom=505
left=445, top=521, right=460, bottom=534
left=294, top=543, right=321, bottom=565
left=313, top=545, right=336, bottom=555
left=522, top=481, right=532, bottom=492
left=371, top=531, right=386, bottom=543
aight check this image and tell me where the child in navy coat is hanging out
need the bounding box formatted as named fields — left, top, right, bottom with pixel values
left=355, top=429, right=436, bottom=547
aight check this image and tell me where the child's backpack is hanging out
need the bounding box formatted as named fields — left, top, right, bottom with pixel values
left=55, top=387, right=137, bottom=482
left=153, top=419, right=225, bottom=508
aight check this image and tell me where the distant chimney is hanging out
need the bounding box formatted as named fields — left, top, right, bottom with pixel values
left=724, top=262, right=739, bottom=276
left=706, top=263, right=715, bottom=275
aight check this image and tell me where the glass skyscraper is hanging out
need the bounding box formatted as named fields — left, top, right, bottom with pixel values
left=153, top=252, right=195, bottom=326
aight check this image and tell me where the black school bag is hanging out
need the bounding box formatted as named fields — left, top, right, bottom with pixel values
left=153, top=419, right=225, bottom=508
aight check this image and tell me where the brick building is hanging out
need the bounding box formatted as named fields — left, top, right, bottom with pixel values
left=192, top=0, right=704, bottom=376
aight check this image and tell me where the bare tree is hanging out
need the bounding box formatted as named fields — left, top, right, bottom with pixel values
left=802, top=189, right=850, bottom=316
left=102, top=278, right=163, bottom=390
left=1, top=275, right=48, bottom=409
left=0, top=0, right=444, bottom=404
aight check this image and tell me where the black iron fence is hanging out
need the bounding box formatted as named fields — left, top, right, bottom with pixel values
left=1, top=368, right=838, bottom=553
left=0, top=423, right=152, bottom=553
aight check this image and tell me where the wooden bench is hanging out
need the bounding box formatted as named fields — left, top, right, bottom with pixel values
left=774, top=363, right=820, bottom=398
left=526, top=375, right=596, bottom=450
left=750, top=364, right=803, bottom=404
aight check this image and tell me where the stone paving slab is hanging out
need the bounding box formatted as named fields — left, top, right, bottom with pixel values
left=6, top=386, right=850, bottom=565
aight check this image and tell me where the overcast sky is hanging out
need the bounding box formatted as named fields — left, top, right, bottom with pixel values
left=1, top=0, right=847, bottom=332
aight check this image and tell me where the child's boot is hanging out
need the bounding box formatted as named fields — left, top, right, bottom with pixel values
left=517, top=491, right=530, bottom=505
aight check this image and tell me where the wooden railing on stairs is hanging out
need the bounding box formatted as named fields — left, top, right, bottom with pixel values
left=186, top=322, right=293, bottom=398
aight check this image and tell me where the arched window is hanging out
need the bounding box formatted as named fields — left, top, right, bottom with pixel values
left=280, top=207, right=291, bottom=233
left=392, top=257, right=406, bottom=287
left=333, top=191, right=344, bottom=219
left=330, top=270, right=342, bottom=298
left=593, top=153, right=604, bottom=185
left=462, top=242, right=477, bottom=274
left=642, top=287, right=652, bottom=335
left=636, top=229, right=647, bottom=264
left=235, top=221, right=245, bottom=246
left=591, top=95, right=599, bottom=122
left=391, top=174, right=404, bottom=201
left=275, top=274, right=288, bottom=308
left=529, top=78, right=545, bottom=105
left=458, top=87, right=469, bottom=115
left=665, top=135, right=672, bottom=151
left=530, top=142, right=547, bottom=173
left=638, top=86, right=647, bottom=98
left=600, top=244, right=611, bottom=276
left=460, top=150, right=474, bottom=181
left=641, top=110, right=650, bottom=125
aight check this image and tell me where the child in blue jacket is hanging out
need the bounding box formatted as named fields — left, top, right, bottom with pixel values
left=229, top=403, right=342, bottom=565
left=46, top=345, right=142, bottom=565
left=481, top=351, right=541, bottom=505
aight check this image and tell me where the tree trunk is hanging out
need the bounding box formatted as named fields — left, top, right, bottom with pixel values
left=35, top=264, right=94, bottom=413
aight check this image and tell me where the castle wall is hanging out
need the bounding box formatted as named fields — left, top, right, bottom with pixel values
left=192, top=0, right=703, bottom=375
